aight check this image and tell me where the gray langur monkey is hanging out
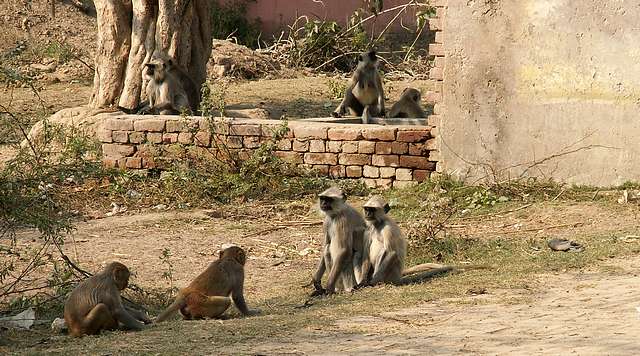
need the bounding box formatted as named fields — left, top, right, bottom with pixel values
left=311, top=186, right=368, bottom=296
left=359, top=196, right=460, bottom=286
left=387, top=88, right=427, bottom=118
left=332, top=50, right=385, bottom=123
left=138, top=52, right=199, bottom=115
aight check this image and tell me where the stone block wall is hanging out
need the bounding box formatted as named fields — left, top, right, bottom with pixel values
left=97, top=115, right=439, bottom=189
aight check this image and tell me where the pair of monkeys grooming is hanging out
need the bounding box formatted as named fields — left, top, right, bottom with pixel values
left=333, top=49, right=427, bottom=123
left=312, top=186, right=455, bottom=295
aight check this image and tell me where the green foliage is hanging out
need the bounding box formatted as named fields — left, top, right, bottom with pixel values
left=43, top=41, right=74, bottom=64
left=211, top=0, right=262, bottom=48
left=326, top=78, right=347, bottom=100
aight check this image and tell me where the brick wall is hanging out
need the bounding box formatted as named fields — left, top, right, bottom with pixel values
left=97, top=116, right=439, bottom=189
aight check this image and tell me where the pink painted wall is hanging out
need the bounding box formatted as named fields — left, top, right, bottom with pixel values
left=222, top=0, right=420, bottom=36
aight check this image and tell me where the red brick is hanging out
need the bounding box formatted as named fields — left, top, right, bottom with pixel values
left=346, top=166, right=363, bottom=178
left=129, top=132, right=145, bottom=144
left=433, top=103, right=443, bottom=115
left=125, top=157, right=142, bottom=169
left=163, top=133, right=178, bottom=144
left=134, top=118, right=165, bottom=132
left=434, top=31, right=444, bottom=44
left=293, top=139, right=310, bottom=152
left=102, top=144, right=135, bottom=158
left=194, top=131, right=211, bottom=146
left=372, top=155, right=399, bottom=167
left=413, top=170, right=431, bottom=182
left=261, top=124, right=292, bottom=138
left=376, top=142, right=392, bottom=154
left=434, top=56, right=445, bottom=69
left=363, top=165, right=379, bottom=178
left=397, top=129, right=431, bottom=142
left=230, top=124, right=261, bottom=136
left=428, top=18, right=443, bottom=31
left=362, top=127, right=396, bottom=141
left=339, top=153, right=370, bottom=165
left=396, top=168, right=412, bottom=181
left=432, top=0, right=448, bottom=7
left=363, top=178, right=378, bottom=189
left=329, top=165, right=345, bottom=178
left=326, top=141, right=342, bottom=153
left=399, top=156, right=435, bottom=169
left=436, top=7, right=446, bottom=19
left=104, top=118, right=134, bottom=131
left=276, top=138, right=292, bottom=150
left=178, top=132, right=193, bottom=144
left=275, top=151, right=303, bottom=164
left=243, top=136, right=261, bottom=148
left=309, top=140, right=325, bottom=152
left=358, top=141, right=376, bottom=154
left=379, top=167, right=395, bottom=178
left=147, top=132, right=163, bottom=144
left=430, top=67, right=444, bottom=80
left=375, top=178, right=393, bottom=189
left=391, top=142, right=408, bottom=154
left=312, top=165, right=329, bottom=175
left=226, top=136, right=243, bottom=148
left=341, top=141, right=358, bottom=153
left=327, top=128, right=362, bottom=140
left=425, top=138, right=437, bottom=150
left=166, top=120, right=189, bottom=132
left=429, top=43, right=444, bottom=57
left=103, top=157, right=118, bottom=168
left=142, top=157, right=156, bottom=169
left=97, top=128, right=112, bottom=143
left=408, top=143, right=428, bottom=156
left=428, top=150, right=442, bottom=162
left=112, top=131, right=129, bottom=143
left=304, top=153, right=337, bottom=165
left=293, top=126, right=328, bottom=139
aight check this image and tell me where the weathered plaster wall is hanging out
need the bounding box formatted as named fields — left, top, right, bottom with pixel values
left=441, top=0, right=640, bottom=186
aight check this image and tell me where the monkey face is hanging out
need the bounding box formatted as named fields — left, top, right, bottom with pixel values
left=319, top=196, right=336, bottom=212
left=364, top=207, right=378, bottom=221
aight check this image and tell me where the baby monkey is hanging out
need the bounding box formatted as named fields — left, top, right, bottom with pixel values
left=387, top=88, right=427, bottom=118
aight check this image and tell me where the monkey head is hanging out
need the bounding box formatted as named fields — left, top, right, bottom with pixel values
left=356, top=49, right=379, bottom=71
left=107, top=262, right=130, bottom=290
left=318, top=186, right=347, bottom=215
left=363, top=195, right=390, bottom=222
left=220, top=246, right=247, bottom=265
left=402, top=88, right=422, bottom=103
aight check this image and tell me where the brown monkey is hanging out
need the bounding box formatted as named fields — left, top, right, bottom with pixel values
left=155, top=246, right=259, bottom=322
left=387, top=88, right=427, bottom=118
left=359, top=196, right=458, bottom=286
left=332, top=50, right=385, bottom=122
left=138, top=53, right=198, bottom=115
left=311, top=186, right=368, bottom=296
left=63, top=262, right=150, bottom=337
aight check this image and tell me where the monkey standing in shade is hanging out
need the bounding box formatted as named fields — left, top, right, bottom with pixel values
left=311, top=186, right=368, bottom=296
left=387, top=87, right=427, bottom=118
left=63, top=262, right=150, bottom=337
left=359, top=196, right=458, bottom=286
left=155, top=246, right=259, bottom=322
left=332, top=50, right=385, bottom=123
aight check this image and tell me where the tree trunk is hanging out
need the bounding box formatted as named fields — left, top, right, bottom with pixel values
left=90, top=0, right=212, bottom=110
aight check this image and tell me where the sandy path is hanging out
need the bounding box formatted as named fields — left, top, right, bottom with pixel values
left=227, top=265, right=640, bottom=355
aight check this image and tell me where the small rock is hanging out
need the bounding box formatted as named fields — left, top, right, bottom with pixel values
left=51, top=318, right=67, bottom=333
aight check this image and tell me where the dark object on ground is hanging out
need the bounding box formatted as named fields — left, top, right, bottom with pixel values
left=547, top=238, right=584, bottom=252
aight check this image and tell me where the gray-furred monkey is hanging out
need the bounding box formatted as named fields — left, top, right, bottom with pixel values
left=387, top=87, right=427, bottom=118
left=359, top=196, right=455, bottom=286
left=332, top=50, right=385, bottom=123
left=139, top=52, right=199, bottom=115
left=311, top=186, right=368, bottom=296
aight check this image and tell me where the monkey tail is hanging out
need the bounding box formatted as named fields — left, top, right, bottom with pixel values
left=154, top=295, right=186, bottom=323
left=398, top=266, right=455, bottom=285
left=401, top=263, right=448, bottom=276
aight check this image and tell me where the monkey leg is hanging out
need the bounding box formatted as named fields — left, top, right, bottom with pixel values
left=77, top=303, right=118, bottom=336
left=333, top=90, right=364, bottom=117
left=182, top=292, right=231, bottom=319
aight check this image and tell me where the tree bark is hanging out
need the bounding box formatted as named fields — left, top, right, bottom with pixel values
left=90, top=0, right=212, bottom=110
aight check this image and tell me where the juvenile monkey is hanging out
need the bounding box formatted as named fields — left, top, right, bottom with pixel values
left=387, top=88, right=427, bottom=118
left=155, top=246, right=259, bottom=322
left=311, top=186, right=368, bottom=296
left=332, top=50, right=385, bottom=122
left=138, top=53, right=198, bottom=115
left=359, top=196, right=456, bottom=286
left=63, top=262, right=150, bottom=337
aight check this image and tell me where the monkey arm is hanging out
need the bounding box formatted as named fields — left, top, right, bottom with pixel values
left=325, top=249, right=351, bottom=293
left=370, top=249, right=397, bottom=285
left=113, top=304, right=146, bottom=330
left=124, top=306, right=151, bottom=324
left=376, top=75, right=385, bottom=115
left=232, top=282, right=258, bottom=316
